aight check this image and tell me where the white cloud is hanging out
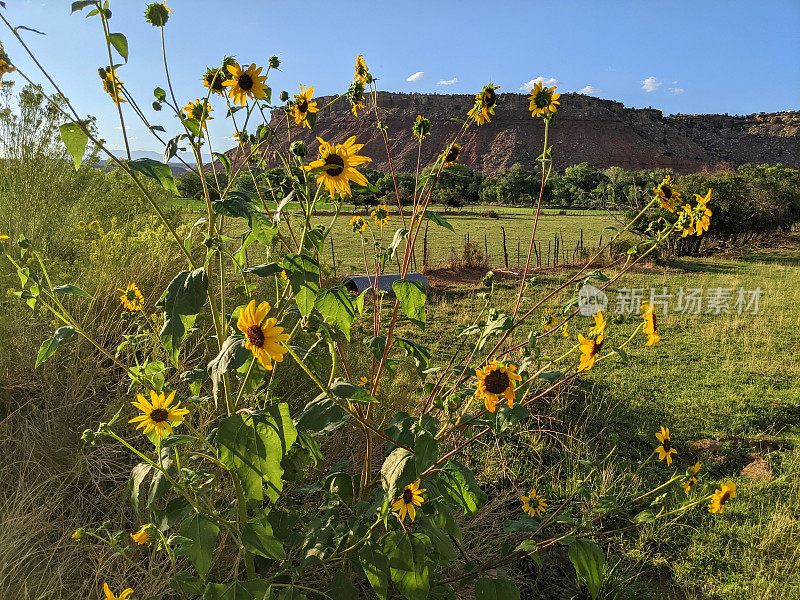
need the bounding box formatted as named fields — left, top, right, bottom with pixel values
left=437, top=77, right=458, bottom=86
left=670, top=87, right=684, bottom=95
left=578, top=85, right=601, bottom=95
left=519, top=76, right=559, bottom=92
left=641, top=76, right=662, bottom=92
left=114, top=125, right=132, bottom=131
left=406, top=71, right=424, bottom=82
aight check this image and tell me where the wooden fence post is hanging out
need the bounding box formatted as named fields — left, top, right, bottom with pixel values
left=330, top=233, right=337, bottom=276
left=423, top=222, right=429, bottom=270
left=501, top=227, right=508, bottom=268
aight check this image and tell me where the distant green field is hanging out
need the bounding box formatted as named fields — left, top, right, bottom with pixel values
left=177, top=198, right=624, bottom=273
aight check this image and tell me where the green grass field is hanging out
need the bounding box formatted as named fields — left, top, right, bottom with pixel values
left=397, top=243, right=800, bottom=599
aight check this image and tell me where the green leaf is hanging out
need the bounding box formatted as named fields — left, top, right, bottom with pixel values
left=242, top=518, right=285, bottom=560
left=503, top=514, right=539, bottom=533
left=329, top=379, right=375, bottom=403
left=393, top=337, right=431, bottom=377
left=326, top=572, right=359, bottom=600
left=381, top=447, right=416, bottom=500
left=244, top=263, right=283, bottom=278
left=213, top=152, right=231, bottom=176
left=249, top=210, right=278, bottom=248
left=59, top=122, right=89, bottom=170
left=514, top=539, right=543, bottom=564
left=108, top=32, right=128, bottom=61
left=176, top=514, right=219, bottom=580
left=388, top=228, right=409, bottom=260
left=35, top=326, right=76, bottom=368
left=568, top=538, right=605, bottom=600
left=474, top=577, right=521, bottom=600
left=216, top=405, right=298, bottom=503
left=494, top=404, right=530, bottom=435
left=170, top=573, right=205, bottom=596
left=207, top=337, right=248, bottom=400
left=359, top=544, right=390, bottom=600
left=393, top=279, right=426, bottom=329
left=294, top=393, right=349, bottom=434
left=128, top=157, right=179, bottom=195
left=414, top=430, right=438, bottom=474
left=52, top=284, right=91, bottom=298
left=383, top=532, right=433, bottom=600
left=315, top=286, right=357, bottom=340
left=129, top=462, right=152, bottom=517
left=202, top=579, right=268, bottom=600
left=276, top=588, right=308, bottom=600
left=282, top=254, right=320, bottom=316
left=71, top=1, right=95, bottom=13
left=158, top=268, right=208, bottom=366
left=424, top=210, right=455, bottom=233
left=432, top=460, right=487, bottom=516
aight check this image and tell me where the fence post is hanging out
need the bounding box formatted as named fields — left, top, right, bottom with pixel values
left=423, top=222, right=429, bottom=270
left=330, top=233, right=337, bottom=277
left=501, top=227, right=508, bottom=268
left=517, top=239, right=520, bottom=269
left=484, top=233, right=489, bottom=265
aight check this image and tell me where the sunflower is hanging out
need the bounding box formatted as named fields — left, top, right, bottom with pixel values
left=641, top=301, right=660, bottom=346
left=0, top=41, right=16, bottom=86
left=528, top=81, right=561, bottom=118
left=655, top=425, right=678, bottom=465
left=541, top=308, right=557, bottom=331
left=412, top=114, right=431, bottom=140
left=692, top=189, right=713, bottom=236
left=303, top=136, right=371, bottom=198
left=280, top=269, right=289, bottom=283
left=347, top=79, right=366, bottom=116
left=203, top=59, right=234, bottom=95
left=354, top=54, right=370, bottom=84
left=371, top=204, right=391, bottom=226
left=442, top=142, right=461, bottom=167
left=358, top=376, right=380, bottom=394
left=349, top=215, right=367, bottom=233
left=391, top=479, right=425, bottom=523
left=577, top=333, right=603, bottom=372
left=654, top=175, right=681, bottom=212
left=236, top=299, right=290, bottom=370
left=521, top=489, right=548, bottom=518
left=475, top=361, right=523, bottom=412
left=682, top=461, right=701, bottom=495
left=128, top=390, right=189, bottom=439
left=708, top=480, right=736, bottom=514
left=130, top=527, right=152, bottom=545
left=468, top=84, right=500, bottom=125
left=71, top=529, right=84, bottom=541
left=590, top=311, right=607, bottom=337
left=183, top=99, right=212, bottom=124
left=99, top=67, right=125, bottom=104
left=291, top=85, right=318, bottom=129
left=103, top=583, right=134, bottom=600
left=144, top=2, right=172, bottom=26
left=118, top=283, right=145, bottom=312
left=223, top=62, right=268, bottom=106
left=674, top=204, right=696, bottom=238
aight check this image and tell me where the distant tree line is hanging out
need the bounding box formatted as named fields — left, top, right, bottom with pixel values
left=177, top=161, right=800, bottom=244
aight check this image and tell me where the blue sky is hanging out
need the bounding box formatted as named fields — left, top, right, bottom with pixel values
left=3, top=0, right=799, bottom=154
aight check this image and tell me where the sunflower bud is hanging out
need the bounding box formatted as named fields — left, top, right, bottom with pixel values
left=144, top=2, right=171, bottom=26
left=81, top=428, right=96, bottom=444
left=269, top=56, right=280, bottom=69
left=482, top=270, right=494, bottom=288
left=279, top=90, right=289, bottom=102
left=71, top=528, right=85, bottom=541
left=290, top=141, right=307, bottom=158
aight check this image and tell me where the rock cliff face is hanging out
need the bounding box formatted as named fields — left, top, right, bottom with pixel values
left=245, top=92, right=799, bottom=175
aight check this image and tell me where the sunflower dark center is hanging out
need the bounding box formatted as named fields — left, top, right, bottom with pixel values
left=246, top=324, right=265, bottom=348
left=484, top=370, right=510, bottom=394
left=297, top=99, right=308, bottom=113
left=150, top=408, right=169, bottom=423
left=720, top=491, right=730, bottom=503
left=208, top=74, right=223, bottom=92
left=324, top=153, right=345, bottom=177
left=238, top=73, right=254, bottom=91
left=662, top=185, right=673, bottom=199
left=484, top=88, right=496, bottom=108
left=445, top=146, right=459, bottom=163
left=403, top=489, right=414, bottom=504
left=535, top=91, right=551, bottom=108
left=661, top=439, right=671, bottom=452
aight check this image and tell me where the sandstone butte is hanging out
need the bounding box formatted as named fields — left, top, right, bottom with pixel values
left=224, top=92, right=799, bottom=175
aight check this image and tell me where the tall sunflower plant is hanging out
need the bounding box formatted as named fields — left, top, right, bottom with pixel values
left=2, top=3, right=728, bottom=598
